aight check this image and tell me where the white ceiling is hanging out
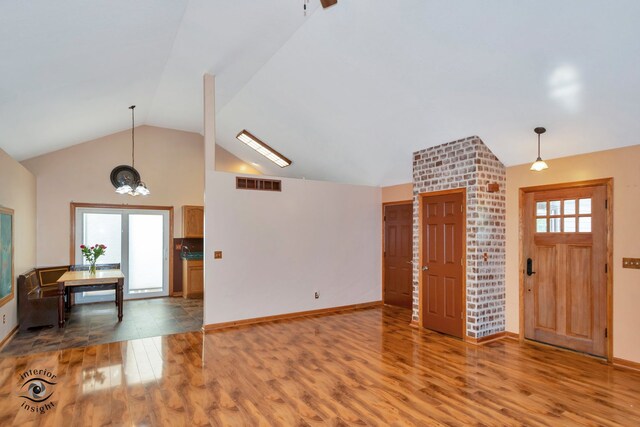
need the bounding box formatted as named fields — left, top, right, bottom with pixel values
left=2, top=0, right=639, bottom=185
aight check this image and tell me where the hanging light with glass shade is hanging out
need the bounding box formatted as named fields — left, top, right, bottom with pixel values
left=530, top=127, right=549, bottom=171
left=110, top=105, right=150, bottom=196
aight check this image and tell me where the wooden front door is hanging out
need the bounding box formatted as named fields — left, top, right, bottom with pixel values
left=523, top=185, right=608, bottom=357
left=384, top=203, right=413, bottom=308
left=421, top=192, right=464, bottom=338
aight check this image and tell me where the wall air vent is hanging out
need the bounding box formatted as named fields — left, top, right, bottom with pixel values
left=236, top=177, right=282, bottom=192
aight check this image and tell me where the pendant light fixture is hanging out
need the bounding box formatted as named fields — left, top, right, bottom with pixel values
left=110, top=106, right=150, bottom=196
left=530, top=127, right=549, bottom=171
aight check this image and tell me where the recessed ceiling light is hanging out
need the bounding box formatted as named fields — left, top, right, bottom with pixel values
left=236, top=130, right=292, bottom=168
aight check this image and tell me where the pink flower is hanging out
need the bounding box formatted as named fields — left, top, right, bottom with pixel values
left=80, top=245, right=86, bottom=249
left=90, top=246, right=94, bottom=250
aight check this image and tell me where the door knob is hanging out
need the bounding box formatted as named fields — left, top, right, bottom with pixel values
left=422, top=266, right=429, bottom=271
left=406, top=261, right=414, bottom=264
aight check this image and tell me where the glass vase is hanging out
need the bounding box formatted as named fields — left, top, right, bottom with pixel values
left=89, top=262, right=97, bottom=275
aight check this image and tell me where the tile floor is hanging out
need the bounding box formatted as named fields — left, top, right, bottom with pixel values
left=0, top=297, right=203, bottom=357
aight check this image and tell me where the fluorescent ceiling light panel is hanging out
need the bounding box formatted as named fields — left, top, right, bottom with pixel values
left=236, top=130, right=291, bottom=168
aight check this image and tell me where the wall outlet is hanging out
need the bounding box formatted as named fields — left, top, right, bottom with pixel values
left=2, top=314, right=5, bottom=324
left=314, top=292, right=319, bottom=299
left=214, top=251, right=222, bottom=259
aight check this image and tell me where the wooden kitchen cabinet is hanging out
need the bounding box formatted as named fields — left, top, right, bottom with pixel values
left=182, top=205, right=204, bottom=238
left=182, top=259, right=203, bottom=298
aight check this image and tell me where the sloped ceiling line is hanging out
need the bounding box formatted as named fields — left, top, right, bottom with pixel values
left=2, top=0, right=640, bottom=187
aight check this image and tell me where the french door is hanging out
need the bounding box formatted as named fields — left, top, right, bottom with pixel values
left=74, top=207, right=170, bottom=303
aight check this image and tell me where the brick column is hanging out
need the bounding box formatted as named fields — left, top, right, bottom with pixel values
left=412, top=136, right=506, bottom=339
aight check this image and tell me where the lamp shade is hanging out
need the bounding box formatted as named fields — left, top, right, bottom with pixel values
left=530, top=158, right=549, bottom=171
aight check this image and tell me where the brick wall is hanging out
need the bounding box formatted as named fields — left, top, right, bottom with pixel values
left=412, top=136, right=506, bottom=338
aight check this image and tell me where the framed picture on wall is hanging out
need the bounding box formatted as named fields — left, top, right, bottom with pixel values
left=0, top=207, right=14, bottom=308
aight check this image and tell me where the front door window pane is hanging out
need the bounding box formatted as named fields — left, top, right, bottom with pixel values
left=579, top=198, right=592, bottom=214
left=536, top=218, right=547, bottom=232
left=563, top=200, right=576, bottom=215
left=536, top=202, right=547, bottom=216
left=564, top=217, right=576, bottom=232
left=579, top=217, right=592, bottom=232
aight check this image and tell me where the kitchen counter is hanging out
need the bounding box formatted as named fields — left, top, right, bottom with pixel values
left=180, top=251, right=203, bottom=260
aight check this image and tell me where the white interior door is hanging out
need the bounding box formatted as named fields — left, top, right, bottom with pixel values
left=75, top=207, right=170, bottom=303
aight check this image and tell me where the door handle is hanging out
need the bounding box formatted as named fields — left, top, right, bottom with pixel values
left=406, top=261, right=414, bottom=265
left=526, top=258, right=536, bottom=276
left=422, top=266, right=429, bottom=271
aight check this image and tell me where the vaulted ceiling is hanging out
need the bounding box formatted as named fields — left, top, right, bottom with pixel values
left=2, top=0, right=639, bottom=185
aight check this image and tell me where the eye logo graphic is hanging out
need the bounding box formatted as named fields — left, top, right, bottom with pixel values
left=22, top=378, right=55, bottom=402
left=17, top=369, right=58, bottom=414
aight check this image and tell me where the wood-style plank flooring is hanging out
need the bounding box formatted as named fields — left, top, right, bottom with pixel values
left=1, top=306, right=639, bottom=426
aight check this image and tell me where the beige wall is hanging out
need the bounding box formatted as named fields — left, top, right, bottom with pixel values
left=22, top=125, right=258, bottom=266
left=0, top=148, right=36, bottom=342
left=382, top=183, right=412, bottom=203
left=506, top=144, right=640, bottom=363
left=205, top=172, right=382, bottom=325
left=384, top=145, right=640, bottom=362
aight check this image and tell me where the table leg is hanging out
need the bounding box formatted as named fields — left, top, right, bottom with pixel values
left=117, top=278, right=124, bottom=321
left=57, top=282, right=65, bottom=328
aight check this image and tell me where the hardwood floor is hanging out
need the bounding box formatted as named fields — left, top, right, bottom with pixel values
left=1, top=305, right=639, bottom=426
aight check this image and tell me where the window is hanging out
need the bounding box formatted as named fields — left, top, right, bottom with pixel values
left=535, top=198, right=591, bottom=233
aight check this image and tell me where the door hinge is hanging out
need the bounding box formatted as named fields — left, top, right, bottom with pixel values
left=460, top=312, right=464, bottom=320
left=605, top=263, right=608, bottom=273
left=605, top=328, right=608, bottom=338
left=605, top=199, right=608, bottom=209
left=460, top=205, right=463, bottom=213
left=384, top=215, right=386, bottom=221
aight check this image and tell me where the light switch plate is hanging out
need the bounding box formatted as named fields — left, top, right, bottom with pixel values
left=622, top=258, right=640, bottom=269
left=214, top=251, right=222, bottom=259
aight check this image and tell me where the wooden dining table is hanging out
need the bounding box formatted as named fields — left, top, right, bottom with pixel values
left=56, top=269, right=125, bottom=327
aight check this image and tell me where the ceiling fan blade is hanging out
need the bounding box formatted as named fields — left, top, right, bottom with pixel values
left=320, top=0, right=338, bottom=9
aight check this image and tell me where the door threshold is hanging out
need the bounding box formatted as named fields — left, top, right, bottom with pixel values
left=523, top=337, right=608, bottom=362
left=421, top=326, right=464, bottom=341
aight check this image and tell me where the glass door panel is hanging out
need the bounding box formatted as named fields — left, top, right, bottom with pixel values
left=128, top=213, right=167, bottom=297
left=83, top=213, right=122, bottom=265
left=76, top=212, right=122, bottom=303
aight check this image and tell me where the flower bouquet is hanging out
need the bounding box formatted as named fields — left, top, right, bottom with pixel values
left=80, top=244, right=107, bottom=275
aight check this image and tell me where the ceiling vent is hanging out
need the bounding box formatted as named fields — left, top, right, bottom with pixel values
left=236, top=177, right=282, bottom=192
